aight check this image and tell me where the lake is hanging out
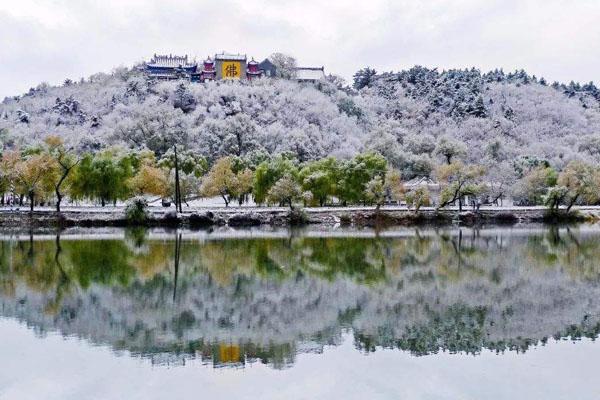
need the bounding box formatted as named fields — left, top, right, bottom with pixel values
left=1, top=225, right=599, bottom=400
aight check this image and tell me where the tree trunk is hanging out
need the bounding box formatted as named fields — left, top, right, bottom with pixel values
left=55, top=168, right=71, bottom=213
left=566, top=195, right=579, bottom=213
left=173, top=232, right=181, bottom=301
left=221, top=193, right=229, bottom=207
left=55, top=190, right=62, bottom=213
left=174, top=145, right=182, bottom=213
left=458, top=197, right=463, bottom=212
left=29, top=192, right=34, bottom=212
left=101, top=198, right=106, bottom=207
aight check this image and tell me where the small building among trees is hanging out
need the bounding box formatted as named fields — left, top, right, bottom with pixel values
left=294, top=66, right=326, bottom=82
left=258, top=58, right=277, bottom=77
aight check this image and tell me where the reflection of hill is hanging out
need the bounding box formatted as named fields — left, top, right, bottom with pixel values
left=1, top=227, right=600, bottom=368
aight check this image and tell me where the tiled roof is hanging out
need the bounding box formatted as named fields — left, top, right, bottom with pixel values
left=147, top=54, right=196, bottom=68
left=215, top=53, right=247, bottom=61
left=295, top=67, right=325, bottom=81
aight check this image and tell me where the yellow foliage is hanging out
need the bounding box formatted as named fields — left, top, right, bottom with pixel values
left=385, top=169, right=405, bottom=200
left=130, top=164, right=169, bottom=197
left=14, top=154, right=57, bottom=199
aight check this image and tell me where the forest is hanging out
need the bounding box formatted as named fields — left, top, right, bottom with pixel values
left=1, top=59, right=599, bottom=211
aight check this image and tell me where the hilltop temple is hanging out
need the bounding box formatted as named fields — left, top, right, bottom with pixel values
left=144, top=52, right=324, bottom=83
left=145, top=54, right=198, bottom=80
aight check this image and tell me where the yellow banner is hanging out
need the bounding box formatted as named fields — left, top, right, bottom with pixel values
left=221, top=61, right=241, bottom=79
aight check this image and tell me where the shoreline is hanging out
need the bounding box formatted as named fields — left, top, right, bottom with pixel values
left=0, top=206, right=597, bottom=229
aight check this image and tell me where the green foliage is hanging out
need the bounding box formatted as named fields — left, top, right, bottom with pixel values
left=543, top=186, right=568, bottom=210
left=299, top=157, right=340, bottom=206
left=513, top=156, right=551, bottom=179
left=337, top=97, right=363, bottom=119
left=364, top=176, right=385, bottom=208
left=66, top=240, right=135, bottom=288
left=159, top=149, right=207, bottom=177
left=267, top=173, right=302, bottom=208
left=288, top=208, right=309, bottom=225
left=556, top=160, right=600, bottom=211
left=125, top=196, right=149, bottom=224
left=436, top=162, right=486, bottom=209
left=253, top=156, right=299, bottom=204
left=405, top=187, right=431, bottom=212
left=515, top=166, right=558, bottom=205
left=70, top=150, right=135, bottom=206
left=337, top=152, right=387, bottom=205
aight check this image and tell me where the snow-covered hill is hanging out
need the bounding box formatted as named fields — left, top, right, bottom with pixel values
left=1, top=66, right=599, bottom=180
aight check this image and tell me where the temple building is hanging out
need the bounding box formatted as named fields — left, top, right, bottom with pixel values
left=191, top=56, right=216, bottom=82
left=145, top=52, right=328, bottom=83
left=246, top=58, right=262, bottom=80
left=258, top=58, right=277, bottom=77
left=214, top=52, right=247, bottom=80
left=294, top=66, right=326, bottom=82
left=145, top=54, right=197, bottom=80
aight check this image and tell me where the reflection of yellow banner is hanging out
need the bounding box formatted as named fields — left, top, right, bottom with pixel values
left=221, top=61, right=241, bottom=79
left=218, top=344, right=240, bottom=363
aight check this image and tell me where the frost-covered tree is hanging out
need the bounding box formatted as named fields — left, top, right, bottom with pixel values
left=556, top=161, right=600, bottom=212
left=1, top=61, right=600, bottom=209
left=352, top=67, right=377, bottom=90
left=299, top=157, right=339, bottom=206
left=436, top=162, right=486, bottom=211
left=513, top=166, right=558, bottom=206
left=269, top=53, right=297, bottom=79
left=267, top=173, right=302, bottom=209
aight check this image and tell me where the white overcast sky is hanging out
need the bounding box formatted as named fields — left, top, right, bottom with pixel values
left=0, top=0, right=598, bottom=98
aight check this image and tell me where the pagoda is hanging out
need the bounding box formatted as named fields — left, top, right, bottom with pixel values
left=246, top=58, right=263, bottom=80
left=191, top=56, right=217, bottom=82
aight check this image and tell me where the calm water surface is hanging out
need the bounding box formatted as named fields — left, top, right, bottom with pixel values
left=1, top=225, right=600, bottom=399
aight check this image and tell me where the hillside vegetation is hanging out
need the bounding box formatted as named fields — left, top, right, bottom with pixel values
left=0, top=65, right=599, bottom=209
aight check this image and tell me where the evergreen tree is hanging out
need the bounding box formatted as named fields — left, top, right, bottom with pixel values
left=352, top=67, right=377, bottom=90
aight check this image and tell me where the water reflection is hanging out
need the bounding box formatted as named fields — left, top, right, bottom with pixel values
left=1, top=226, right=600, bottom=369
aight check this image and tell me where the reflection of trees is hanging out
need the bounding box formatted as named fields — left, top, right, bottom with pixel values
left=355, top=304, right=489, bottom=355
left=1, top=227, right=600, bottom=367
left=525, top=227, right=600, bottom=281
left=66, top=240, right=135, bottom=288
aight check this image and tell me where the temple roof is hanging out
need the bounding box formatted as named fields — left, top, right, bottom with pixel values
left=294, top=66, right=325, bottom=81
left=147, top=54, right=197, bottom=68
left=215, top=52, right=247, bottom=61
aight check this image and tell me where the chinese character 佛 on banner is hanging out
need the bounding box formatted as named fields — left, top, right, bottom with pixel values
left=222, top=61, right=241, bottom=79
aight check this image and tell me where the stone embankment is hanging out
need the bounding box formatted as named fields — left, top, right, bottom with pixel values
left=0, top=205, right=599, bottom=229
